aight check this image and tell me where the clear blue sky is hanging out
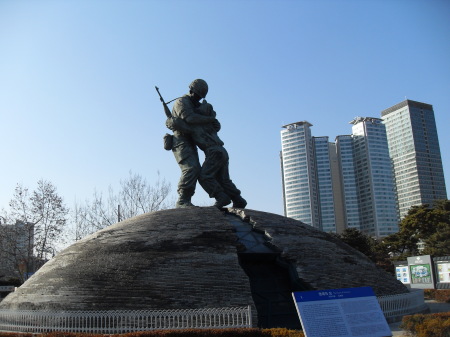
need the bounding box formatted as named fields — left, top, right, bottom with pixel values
left=1, top=0, right=449, bottom=217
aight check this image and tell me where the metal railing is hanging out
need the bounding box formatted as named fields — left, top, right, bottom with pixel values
left=378, top=289, right=427, bottom=319
left=0, top=290, right=427, bottom=333
left=0, top=306, right=252, bottom=333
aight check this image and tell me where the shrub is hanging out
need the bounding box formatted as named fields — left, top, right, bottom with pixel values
left=401, top=314, right=426, bottom=333
left=119, top=329, right=266, bottom=337
left=263, top=328, right=304, bottom=337
left=424, top=289, right=450, bottom=303
left=401, top=312, right=450, bottom=337
left=417, top=316, right=450, bottom=337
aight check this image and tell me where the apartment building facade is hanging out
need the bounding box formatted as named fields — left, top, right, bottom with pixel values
left=381, top=100, right=447, bottom=218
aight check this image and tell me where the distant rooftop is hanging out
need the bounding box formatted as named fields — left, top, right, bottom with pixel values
left=281, top=121, right=313, bottom=129
left=381, top=99, right=433, bottom=117
left=349, top=117, right=382, bottom=125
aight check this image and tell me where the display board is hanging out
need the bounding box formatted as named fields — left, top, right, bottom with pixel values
left=395, top=264, right=410, bottom=284
left=407, top=255, right=435, bottom=289
left=437, top=262, right=450, bottom=282
left=292, top=287, right=391, bottom=337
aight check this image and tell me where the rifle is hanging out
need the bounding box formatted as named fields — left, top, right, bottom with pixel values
left=155, top=86, right=172, bottom=118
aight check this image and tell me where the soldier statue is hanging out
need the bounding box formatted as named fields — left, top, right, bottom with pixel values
left=162, top=79, right=247, bottom=209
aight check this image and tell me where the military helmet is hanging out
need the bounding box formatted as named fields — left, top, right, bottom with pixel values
left=189, top=79, right=208, bottom=98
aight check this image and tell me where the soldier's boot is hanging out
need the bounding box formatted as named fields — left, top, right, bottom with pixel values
left=214, top=192, right=231, bottom=209
left=176, top=191, right=195, bottom=208
left=232, top=195, right=247, bottom=209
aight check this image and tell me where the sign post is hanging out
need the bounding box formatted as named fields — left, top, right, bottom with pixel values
left=407, top=255, right=435, bottom=289
left=394, top=261, right=411, bottom=285
left=292, top=287, right=391, bottom=337
left=434, top=256, right=450, bottom=289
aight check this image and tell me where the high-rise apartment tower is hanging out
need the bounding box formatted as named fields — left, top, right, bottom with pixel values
left=281, top=121, right=320, bottom=229
left=281, top=117, right=399, bottom=237
left=349, top=117, right=399, bottom=237
left=382, top=100, right=447, bottom=218
left=313, top=136, right=338, bottom=233
left=335, top=135, right=361, bottom=230
left=280, top=122, right=341, bottom=233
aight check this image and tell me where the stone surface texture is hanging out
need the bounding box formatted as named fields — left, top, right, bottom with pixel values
left=1, top=207, right=407, bottom=313
left=1, top=207, right=254, bottom=312
left=228, top=208, right=408, bottom=296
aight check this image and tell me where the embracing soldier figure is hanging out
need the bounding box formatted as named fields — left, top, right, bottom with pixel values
left=165, top=79, right=247, bottom=209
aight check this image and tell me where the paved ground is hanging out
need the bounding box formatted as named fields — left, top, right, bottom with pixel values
left=389, top=300, right=450, bottom=336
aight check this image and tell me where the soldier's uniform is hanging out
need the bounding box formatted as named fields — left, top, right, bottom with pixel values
left=169, top=95, right=202, bottom=207
left=187, top=102, right=247, bottom=208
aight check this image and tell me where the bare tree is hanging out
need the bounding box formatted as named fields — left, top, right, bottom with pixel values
left=0, top=180, right=68, bottom=282
left=71, top=172, right=173, bottom=241
left=30, top=180, right=69, bottom=260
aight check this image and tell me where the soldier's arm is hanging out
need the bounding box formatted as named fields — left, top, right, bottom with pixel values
left=184, top=112, right=215, bottom=124
left=177, top=97, right=215, bottom=125
left=198, top=102, right=220, bottom=131
left=212, top=118, right=221, bottom=132
left=185, top=101, right=218, bottom=124
left=166, top=117, right=194, bottom=134
left=172, top=97, right=214, bottom=124
left=202, top=102, right=220, bottom=131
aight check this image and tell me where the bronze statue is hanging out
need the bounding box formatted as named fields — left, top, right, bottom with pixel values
left=160, top=79, right=246, bottom=209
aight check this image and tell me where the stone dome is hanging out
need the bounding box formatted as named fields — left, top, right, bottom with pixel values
left=0, top=207, right=408, bottom=328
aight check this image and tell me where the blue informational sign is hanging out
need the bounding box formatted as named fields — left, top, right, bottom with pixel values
left=293, top=286, right=375, bottom=302
left=292, top=287, right=391, bottom=337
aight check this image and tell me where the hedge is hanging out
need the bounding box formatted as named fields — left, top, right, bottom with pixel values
left=424, top=289, right=450, bottom=303
left=401, top=312, right=450, bottom=337
left=0, top=328, right=304, bottom=337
